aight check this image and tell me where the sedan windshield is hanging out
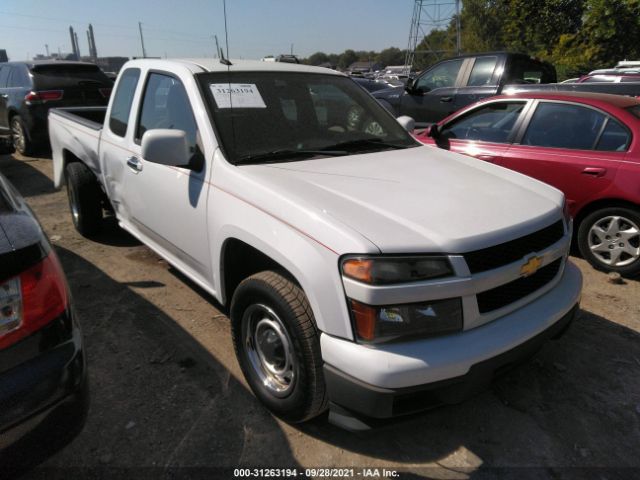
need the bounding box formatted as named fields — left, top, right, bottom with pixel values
left=197, top=71, right=418, bottom=164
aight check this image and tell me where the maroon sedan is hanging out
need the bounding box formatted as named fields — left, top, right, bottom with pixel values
left=416, top=91, right=640, bottom=277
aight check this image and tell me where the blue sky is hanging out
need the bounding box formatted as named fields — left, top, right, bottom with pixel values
left=0, top=0, right=416, bottom=61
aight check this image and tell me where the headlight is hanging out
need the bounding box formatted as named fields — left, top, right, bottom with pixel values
left=349, top=298, right=463, bottom=343
left=341, top=256, right=453, bottom=285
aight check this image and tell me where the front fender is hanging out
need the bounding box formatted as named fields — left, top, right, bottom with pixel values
left=211, top=202, right=355, bottom=341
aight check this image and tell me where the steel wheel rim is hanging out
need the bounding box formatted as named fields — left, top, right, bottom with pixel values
left=243, top=304, right=296, bottom=398
left=588, top=215, right=640, bottom=267
left=11, top=120, right=25, bottom=153
left=67, top=181, right=80, bottom=226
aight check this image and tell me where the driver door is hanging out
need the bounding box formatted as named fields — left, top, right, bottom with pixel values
left=122, top=71, right=213, bottom=281
left=401, top=58, right=467, bottom=126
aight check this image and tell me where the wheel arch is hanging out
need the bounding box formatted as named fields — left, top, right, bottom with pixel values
left=215, top=226, right=353, bottom=340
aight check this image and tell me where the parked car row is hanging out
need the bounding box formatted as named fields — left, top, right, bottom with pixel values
left=1, top=53, right=638, bottom=469
left=372, top=52, right=640, bottom=127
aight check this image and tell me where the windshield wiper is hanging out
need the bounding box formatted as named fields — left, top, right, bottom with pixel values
left=236, top=149, right=348, bottom=165
left=320, top=138, right=412, bottom=152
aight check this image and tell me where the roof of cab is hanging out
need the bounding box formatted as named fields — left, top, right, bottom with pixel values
left=123, top=58, right=345, bottom=76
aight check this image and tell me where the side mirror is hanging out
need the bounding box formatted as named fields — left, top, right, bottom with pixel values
left=396, top=115, right=415, bottom=133
left=424, top=124, right=441, bottom=139
left=141, top=129, right=191, bottom=168
left=404, top=78, right=415, bottom=92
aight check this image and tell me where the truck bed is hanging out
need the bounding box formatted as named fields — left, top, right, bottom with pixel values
left=49, top=107, right=107, bottom=189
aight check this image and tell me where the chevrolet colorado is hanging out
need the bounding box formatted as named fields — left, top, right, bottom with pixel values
left=48, top=58, right=582, bottom=428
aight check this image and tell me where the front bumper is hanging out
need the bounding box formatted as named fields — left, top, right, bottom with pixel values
left=0, top=310, right=88, bottom=452
left=322, top=261, right=582, bottom=419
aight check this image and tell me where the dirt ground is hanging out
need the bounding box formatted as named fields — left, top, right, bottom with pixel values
left=2, top=151, right=639, bottom=480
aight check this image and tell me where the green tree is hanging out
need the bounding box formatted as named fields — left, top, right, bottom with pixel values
left=376, top=47, right=406, bottom=67
left=338, top=49, right=358, bottom=69
left=306, top=51, right=329, bottom=66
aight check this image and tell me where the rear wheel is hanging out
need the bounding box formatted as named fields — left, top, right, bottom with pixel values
left=577, top=206, right=640, bottom=277
left=230, top=271, right=327, bottom=422
left=65, top=162, right=103, bottom=236
left=10, top=115, right=34, bottom=156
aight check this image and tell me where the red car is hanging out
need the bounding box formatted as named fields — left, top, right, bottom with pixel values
left=416, top=91, right=640, bottom=277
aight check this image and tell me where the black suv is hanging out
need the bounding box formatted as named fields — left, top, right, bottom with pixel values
left=0, top=61, right=113, bottom=155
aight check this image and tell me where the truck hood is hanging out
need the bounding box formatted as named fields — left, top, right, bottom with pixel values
left=242, top=146, right=563, bottom=254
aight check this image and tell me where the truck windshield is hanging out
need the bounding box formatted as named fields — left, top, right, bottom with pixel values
left=197, top=71, right=418, bottom=164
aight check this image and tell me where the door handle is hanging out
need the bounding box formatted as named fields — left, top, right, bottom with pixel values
left=440, top=96, right=453, bottom=103
left=476, top=154, right=496, bottom=161
left=126, top=156, right=143, bottom=173
left=0, top=94, right=8, bottom=99
left=582, top=167, right=606, bottom=177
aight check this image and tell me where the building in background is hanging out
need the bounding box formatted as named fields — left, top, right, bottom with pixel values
left=0, top=50, right=8, bottom=63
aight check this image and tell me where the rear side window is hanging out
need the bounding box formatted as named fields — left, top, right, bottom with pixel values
left=109, top=68, right=141, bottom=137
left=0, top=66, right=10, bottom=88
left=522, top=102, right=606, bottom=150
left=136, top=73, right=198, bottom=155
left=596, top=118, right=630, bottom=151
left=7, top=67, right=30, bottom=88
left=440, top=101, right=526, bottom=143
left=467, top=57, right=497, bottom=86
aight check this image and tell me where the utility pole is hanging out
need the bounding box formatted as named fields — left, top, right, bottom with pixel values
left=290, top=43, right=294, bottom=55
left=45, top=44, right=49, bottom=57
left=138, top=22, right=147, bottom=58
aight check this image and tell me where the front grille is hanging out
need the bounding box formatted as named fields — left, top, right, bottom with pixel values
left=464, top=221, right=564, bottom=274
left=476, top=259, right=562, bottom=314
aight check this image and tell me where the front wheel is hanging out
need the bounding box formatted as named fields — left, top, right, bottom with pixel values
left=577, top=206, right=640, bottom=277
left=230, top=271, right=328, bottom=422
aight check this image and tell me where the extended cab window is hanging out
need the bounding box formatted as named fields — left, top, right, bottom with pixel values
left=440, top=101, right=525, bottom=143
left=109, top=68, right=140, bottom=137
left=522, top=102, right=608, bottom=150
left=467, top=56, right=497, bottom=86
left=136, top=73, right=198, bottom=155
left=415, top=59, right=464, bottom=91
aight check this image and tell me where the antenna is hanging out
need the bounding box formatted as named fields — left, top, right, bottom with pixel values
left=222, top=0, right=230, bottom=61
left=138, top=22, right=147, bottom=58
left=213, top=35, right=220, bottom=58
left=219, top=0, right=232, bottom=65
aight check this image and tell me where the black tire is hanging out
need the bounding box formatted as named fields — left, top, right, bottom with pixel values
left=230, top=271, right=328, bottom=422
left=10, top=115, right=34, bottom=156
left=65, top=162, right=103, bottom=236
left=577, top=206, right=640, bottom=277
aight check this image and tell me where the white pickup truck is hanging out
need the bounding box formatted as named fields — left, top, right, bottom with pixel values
left=49, top=58, right=582, bottom=429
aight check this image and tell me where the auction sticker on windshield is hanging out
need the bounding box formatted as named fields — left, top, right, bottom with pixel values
left=210, top=83, right=267, bottom=109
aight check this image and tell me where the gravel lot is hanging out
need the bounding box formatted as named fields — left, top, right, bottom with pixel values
left=2, top=152, right=639, bottom=480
